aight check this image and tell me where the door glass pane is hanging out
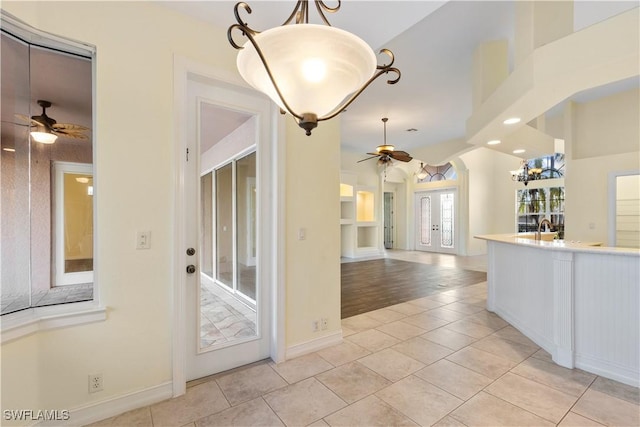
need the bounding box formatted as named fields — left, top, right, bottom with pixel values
left=440, top=193, right=454, bottom=248
left=236, top=152, right=256, bottom=302
left=215, top=164, right=233, bottom=288
left=384, top=192, right=393, bottom=249
left=201, top=172, right=213, bottom=277
left=420, top=196, right=431, bottom=246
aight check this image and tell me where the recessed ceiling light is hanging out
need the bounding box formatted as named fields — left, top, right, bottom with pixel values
left=513, top=149, right=526, bottom=154
left=2, top=147, right=16, bottom=152
left=487, top=140, right=501, bottom=145
left=503, top=117, right=521, bottom=125
left=406, top=128, right=418, bottom=132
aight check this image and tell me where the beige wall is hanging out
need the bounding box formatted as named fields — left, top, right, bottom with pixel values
left=2, top=2, right=343, bottom=420
left=573, top=88, right=640, bottom=160
left=285, top=115, right=342, bottom=347
left=1, top=0, right=239, bottom=418
left=563, top=88, right=640, bottom=242
left=460, top=148, right=520, bottom=255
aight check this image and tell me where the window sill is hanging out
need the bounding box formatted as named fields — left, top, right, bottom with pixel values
left=1, top=301, right=106, bottom=344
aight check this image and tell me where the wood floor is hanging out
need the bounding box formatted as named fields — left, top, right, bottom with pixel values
left=341, top=257, right=487, bottom=318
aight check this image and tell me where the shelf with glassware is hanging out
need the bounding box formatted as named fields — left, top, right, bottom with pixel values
left=339, top=172, right=382, bottom=258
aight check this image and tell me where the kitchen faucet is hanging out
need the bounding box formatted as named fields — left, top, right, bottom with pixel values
left=536, top=218, right=554, bottom=241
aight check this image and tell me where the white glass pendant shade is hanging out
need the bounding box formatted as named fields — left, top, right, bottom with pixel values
left=30, top=131, right=57, bottom=144
left=237, top=24, right=376, bottom=118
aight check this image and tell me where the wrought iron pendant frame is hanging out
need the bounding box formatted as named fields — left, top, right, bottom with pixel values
left=228, top=0, right=401, bottom=135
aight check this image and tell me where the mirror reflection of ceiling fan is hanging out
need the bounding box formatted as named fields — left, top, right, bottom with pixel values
left=15, top=100, right=90, bottom=144
left=358, top=118, right=413, bottom=166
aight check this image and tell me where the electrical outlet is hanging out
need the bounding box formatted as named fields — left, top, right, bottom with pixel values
left=88, top=373, right=103, bottom=393
left=312, top=320, right=319, bottom=332
left=136, top=231, right=150, bottom=249
left=321, top=318, right=328, bottom=330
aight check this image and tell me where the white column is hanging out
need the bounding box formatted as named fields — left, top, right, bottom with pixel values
left=553, top=250, right=574, bottom=368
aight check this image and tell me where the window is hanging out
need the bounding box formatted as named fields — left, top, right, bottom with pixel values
left=416, top=162, right=457, bottom=183
left=1, top=13, right=99, bottom=332
left=517, top=186, right=565, bottom=236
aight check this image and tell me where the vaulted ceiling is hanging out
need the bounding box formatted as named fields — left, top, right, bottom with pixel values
left=2, top=1, right=637, bottom=159
left=162, top=0, right=638, bottom=158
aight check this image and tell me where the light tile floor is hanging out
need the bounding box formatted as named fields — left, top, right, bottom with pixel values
left=89, top=252, right=640, bottom=427
left=200, top=281, right=257, bottom=348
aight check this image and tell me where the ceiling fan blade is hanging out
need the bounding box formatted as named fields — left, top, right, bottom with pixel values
left=52, top=123, right=90, bottom=132
left=357, top=155, right=380, bottom=163
left=1, top=120, right=31, bottom=127
left=53, top=129, right=89, bottom=140
left=392, top=156, right=413, bottom=162
left=14, top=113, right=31, bottom=123
left=366, top=152, right=380, bottom=156
left=390, top=151, right=413, bottom=162
left=391, top=150, right=410, bottom=157
left=14, top=114, right=43, bottom=127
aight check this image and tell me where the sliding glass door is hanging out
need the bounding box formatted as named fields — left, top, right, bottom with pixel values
left=201, top=151, right=257, bottom=306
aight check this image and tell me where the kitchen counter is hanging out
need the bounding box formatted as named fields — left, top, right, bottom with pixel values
left=476, top=233, right=640, bottom=255
left=475, top=234, right=639, bottom=387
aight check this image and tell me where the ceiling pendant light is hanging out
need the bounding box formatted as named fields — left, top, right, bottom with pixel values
left=511, top=160, right=542, bottom=186
left=416, top=162, right=429, bottom=180
left=228, top=1, right=401, bottom=136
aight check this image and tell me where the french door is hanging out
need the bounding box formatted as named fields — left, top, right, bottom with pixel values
left=184, top=75, right=272, bottom=381
left=383, top=192, right=394, bottom=249
left=415, top=189, right=457, bottom=254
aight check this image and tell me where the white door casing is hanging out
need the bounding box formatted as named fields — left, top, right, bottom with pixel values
left=173, top=56, right=284, bottom=396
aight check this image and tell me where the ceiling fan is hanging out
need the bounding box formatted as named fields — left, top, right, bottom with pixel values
left=15, top=100, right=90, bottom=142
left=358, top=118, right=413, bottom=166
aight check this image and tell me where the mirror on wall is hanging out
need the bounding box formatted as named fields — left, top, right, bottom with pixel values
left=1, top=22, right=94, bottom=315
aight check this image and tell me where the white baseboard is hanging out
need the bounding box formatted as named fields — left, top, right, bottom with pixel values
left=285, top=330, right=343, bottom=360
left=37, top=381, right=173, bottom=427
left=576, top=355, right=640, bottom=388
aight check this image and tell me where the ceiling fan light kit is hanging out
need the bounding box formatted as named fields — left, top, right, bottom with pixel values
left=358, top=118, right=413, bottom=170
left=227, top=0, right=401, bottom=136
left=30, top=130, right=58, bottom=144
left=18, top=99, right=90, bottom=144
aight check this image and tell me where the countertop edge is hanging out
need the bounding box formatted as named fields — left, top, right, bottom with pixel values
left=475, top=234, right=640, bottom=256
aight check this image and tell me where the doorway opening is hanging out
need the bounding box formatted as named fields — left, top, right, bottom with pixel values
left=609, top=171, right=640, bottom=248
